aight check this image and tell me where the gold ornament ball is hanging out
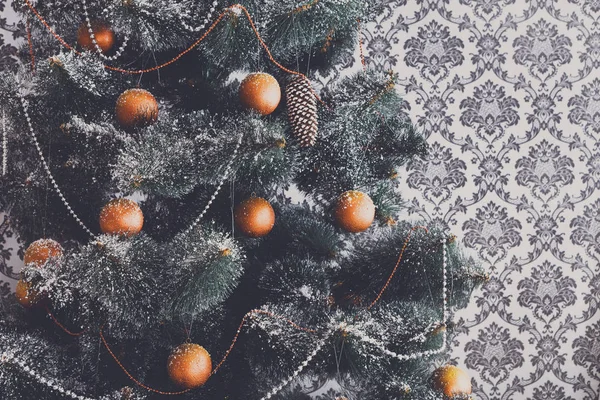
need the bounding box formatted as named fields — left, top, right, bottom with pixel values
left=23, top=239, right=63, bottom=268
left=432, top=365, right=472, bottom=398
left=15, top=279, right=42, bottom=308
left=333, top=190, right=375, bottom=233
left=239, top=73, right=281, bottom=115
left=234, top=197, right=275, bottom=237
left=167, top=343, right=212, bottom=389
left=99, top=198, right=144, bottom=237
left=115, top=89, right=159, bottom=129
left=77, top=21, right=115, bottom=53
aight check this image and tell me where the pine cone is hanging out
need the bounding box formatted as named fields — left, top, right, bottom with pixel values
left=286, top=76, right=318, bottom=147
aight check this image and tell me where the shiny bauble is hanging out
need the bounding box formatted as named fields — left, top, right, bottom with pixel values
left=15, top=279, right=42, bottom=308
left=333, top=190, right=375, bottom=233
left=115, top=89, right=159, bottom=129
left=77, top=21, right=115, bottom=53
left=167, top=343, right=212, bottom=389
left=99, top=198, right=144, bottom=237
left=432, top=365, right=472, bottom=398
left=23, top=239, right=63, bottom=268
left=239, top=73, right=281, bottom=115
left=234, top=196, right=275, bottom=237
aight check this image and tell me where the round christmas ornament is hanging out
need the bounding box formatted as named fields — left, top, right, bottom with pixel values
left=15, top=279, right=41, bottom=308
left=234, top=196, right=275, bottom=238
left=167, top=343, right=212, bottom=389
left=115, top=89, right=159, bottom=129
left=99, top=198, right=144, bottom=237
left=333, top=190, right=375, bottom=233
left=239, top=73, right=281, bottom=115
left=77, top=21, right=115, bottom=53
left=23, top=239, right=63, bottom=268
left=432, top=365, right=472, bottom=398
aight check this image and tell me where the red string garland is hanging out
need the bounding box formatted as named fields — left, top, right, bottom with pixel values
left=21, top=0, right=328, bottom=108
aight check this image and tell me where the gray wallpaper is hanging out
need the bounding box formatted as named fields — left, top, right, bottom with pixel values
left=1, top=1, right=600, bottom=399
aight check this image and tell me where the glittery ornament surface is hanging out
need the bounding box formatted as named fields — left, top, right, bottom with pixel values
left=77, top=21, right=115, bottom=53
left=23, top=239, right=63, bottom=268
left=99, top=198, right=144, bottom=237
left=115, top=89, right=159, bottom=129
left=15, top=280, right=41, bottom=308
left=333, top=190, right=375, bottom=233
left=234, top=196, right=276, bottom=237
left=239, top=73, right=281, bottom=115
left=167, top=343, right=212, bottom=389
left=432, top=365, right=472, bottom=397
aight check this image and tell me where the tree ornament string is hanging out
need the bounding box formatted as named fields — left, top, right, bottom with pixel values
left=22, top=0, right=327, bottom=108
left=1, top=350, right=94, bottom=400
left=178, top=0, right=219, bottom=33
left=80, top=0, right=128, bottom=61
left=18, top=94, right=242, bottom=241
left=18, top=95, right=97, bottom=238
left=2, top=110, right=6, bottom=176
left=357, top=18, right=366, bottom=71
left=367, top=226, right=428, bottom=309
left=26, top=17, right=35, bottom=72
left=259, top=332, right=330, bottom=400
left=99, top=308, right=319, bottom=396
left=178, top=131, right=244, bottom=239
left=95, top=228, right=449, bottom=398
left=45, top=307, right=87, bottom=337
left=99, top=328, right=192, bottom=396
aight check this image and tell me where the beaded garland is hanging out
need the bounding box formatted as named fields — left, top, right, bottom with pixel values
left=2, top=110, right=6, bottom=176
left=18, top=94, right=242, bottom=241
left=5, top=231, right=450, bottom=398
left=80, top=0, right=128, bottom=60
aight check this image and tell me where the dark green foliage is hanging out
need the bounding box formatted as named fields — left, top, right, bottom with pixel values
left=297, top=71, right=427, bottom=202
left=0, top=1, right=484, bottom=399
left=170, top=224, right=244, bottom=319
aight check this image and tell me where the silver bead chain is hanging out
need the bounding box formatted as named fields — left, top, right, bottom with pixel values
left=81, top=0, right=128, bottom=61
left=179, top=0, right=219, bottom=33
left=1, top=351, right=95, bottom=400
left=18, top=95, right=97, bottom=239
left=259, top=332, right=329, bottom=400
left=260, top=239, right=450, bottom=398
left=352, top=239, right=449, bottom=361
left=178, top=131, right=243, bottom=238
left=2, top=110, right=7, bottom=176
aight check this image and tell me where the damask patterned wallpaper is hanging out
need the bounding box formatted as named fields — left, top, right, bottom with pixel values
left=1, top=1, right=600, bottom=399
left=342, top=1, right=600, bottom=399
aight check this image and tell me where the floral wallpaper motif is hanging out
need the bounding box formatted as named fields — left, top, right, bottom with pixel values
left=351, top=1, right=600, bottom=399
left=2, top=1, right=600, bottom=399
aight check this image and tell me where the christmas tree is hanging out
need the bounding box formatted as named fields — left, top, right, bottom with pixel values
left=0, top=1, right=485, bottom=399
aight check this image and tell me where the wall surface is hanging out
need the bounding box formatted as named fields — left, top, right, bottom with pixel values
left=1, top=1, right=600, bottom=400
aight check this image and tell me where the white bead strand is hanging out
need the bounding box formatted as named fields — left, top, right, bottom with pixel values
left=2, top=110, right=7, bottom=176
left=352, top=240, right=449, bottom=361
left=259, top=332, right=329, bottom=400
left=1, top=351, right=95, bottom=400
left=179, top=0, right=219, bottom=33
left=81, top=0, right=128, bottom=61
left=178, top=131, right=243, bottom=238
left=18, top=95, right=97, bottom=239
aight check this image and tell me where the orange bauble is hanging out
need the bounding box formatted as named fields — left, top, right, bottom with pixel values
left=432, top=365, right=472, bottom=398
left=115, top=89, right=159, bottom=129
left=234, top=197, right=275, bottom=237
left=99, top=198, right=144, bottom=237
left=15, top=279, right=41, bottom=308
left=167, top=343, right=212, bottom=389
left=77, top=21, right=115, bottom=53
left=239, top=73, right=281, bottom=115
left=23, top=239, right=63, bottom=268
left=333, top=190, right=375, bottom=233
